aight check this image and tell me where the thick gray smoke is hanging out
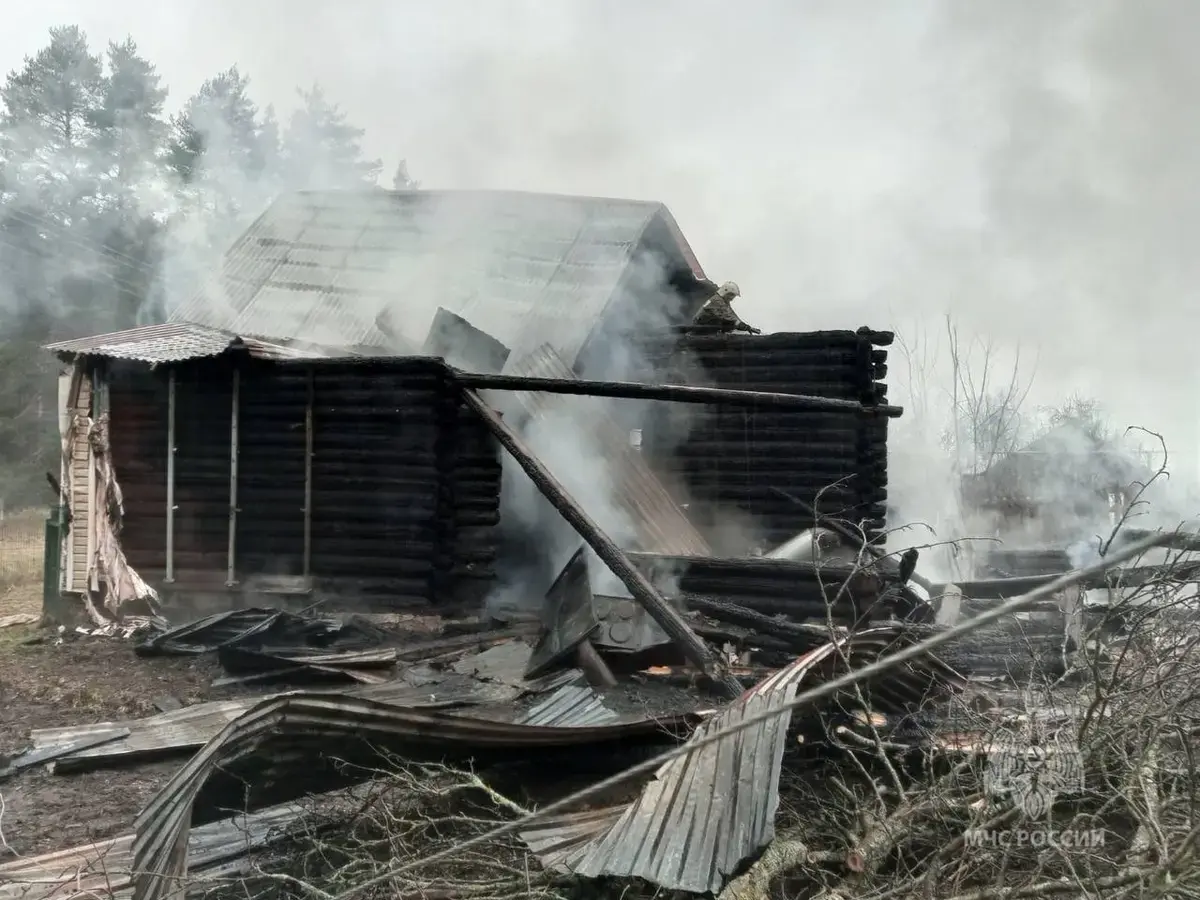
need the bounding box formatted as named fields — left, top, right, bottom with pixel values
left=480, top=253, right=700, bottom=619
left=8, top=1, right=1198, bottom=564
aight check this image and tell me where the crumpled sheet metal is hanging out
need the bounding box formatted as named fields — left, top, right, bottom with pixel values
left=136, top=608, right=388, bottom=656
left=130, top=693, right=696, bottom=900
left=517, top=684, right=618, bottom=727
left=522, top=625, right=965, bottom=895
left=0, top=801, right=307, bottom=900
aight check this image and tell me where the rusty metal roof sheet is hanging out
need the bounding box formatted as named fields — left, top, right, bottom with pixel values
left=499, top=343, right=710, bottom=556
left=522, top=626, right=966, bottom=895
left=44, top=323, right=364, bottom=364
left=130, top=692, right=697, bottom=900
left=170, top=189, right=704, bottom=366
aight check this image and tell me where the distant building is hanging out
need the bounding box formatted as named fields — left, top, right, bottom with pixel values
left=960, top=421, right=1148, bottom=551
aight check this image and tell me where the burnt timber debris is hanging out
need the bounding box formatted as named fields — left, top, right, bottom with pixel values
left=18, top=191, right=1198, bottom=900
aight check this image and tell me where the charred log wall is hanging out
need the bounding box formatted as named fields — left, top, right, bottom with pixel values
left=637, top=328, right=891, bottom=549
left=944, top=596, right=1069, bottom=681
left=107, top=361, right=170, bottom=574
left=305, top=361, right=448, bottom=604
left=106, top=356, right=502, bottom=609
left=107, top=358, right=232, bottom=579
left=446, top=406, right=502, bottom=606
left=236, top=364, right=307, bottom=578
left=630, top=553, right=920, bottom=625
left=172, top=359, right=236, bottom=577
left=979, top=548, right=1072, bottom=579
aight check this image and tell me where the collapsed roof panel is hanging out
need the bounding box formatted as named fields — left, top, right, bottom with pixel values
left=128, top=692, right=698, bottom=900
left=522, top=625, right=964, bottom=894
left=170, top=189, right=703, bottom=367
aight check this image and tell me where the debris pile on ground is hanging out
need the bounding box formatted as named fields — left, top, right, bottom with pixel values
left=7, top=522, right=1200, bottom=900
left=12, top=311, right=1200, bottom=900
left=135, top=606, right=398, bottom=684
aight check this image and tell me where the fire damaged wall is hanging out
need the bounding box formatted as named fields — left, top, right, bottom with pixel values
left=105, top=355, right=502, bottom=610
left=107, top=361, right=170, bottom=575
left=173, top=359, right=236, bottom=577
left=638, top=328, right=891, bottom=549
left=444, top=404, right=502, bottom=606
left=306, top=360, right=450, bottom=604
left=107, top=358, right=236, bottom=582
left=235, top=363, right=307, bottom=579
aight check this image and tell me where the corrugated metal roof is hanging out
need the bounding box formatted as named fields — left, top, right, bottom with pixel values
left=171, top=189, right=703, bottom=367
left=517, top=684, right=619, bottom=727
left=43, top=323, right=362, bottom=364
left=44, top=323, right=237, bottom=363
left=0, top=800, right=306, bottom=900
left=522, top=626, right=966, bottom=895
left=130, top=692, right=698, bottom=900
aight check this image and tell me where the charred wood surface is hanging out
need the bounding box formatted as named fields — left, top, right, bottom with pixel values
left=108, top=361, right=171, bottom=573
left=634, top=328, right=892, bottom=549
left=108, top=357, right=504, bottom=608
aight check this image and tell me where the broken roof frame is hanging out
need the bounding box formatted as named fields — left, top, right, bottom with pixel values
left=164, top=188, right=707, bottom=367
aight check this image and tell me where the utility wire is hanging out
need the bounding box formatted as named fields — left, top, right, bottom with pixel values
left=0, top=234, right=149, bottom=300
left=330, top=529, right=1168, bottom=900
left=3, top=207, right=158, bottom=282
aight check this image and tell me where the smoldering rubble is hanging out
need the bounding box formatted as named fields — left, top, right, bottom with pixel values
left=9, top=522, right=1200, bottom=900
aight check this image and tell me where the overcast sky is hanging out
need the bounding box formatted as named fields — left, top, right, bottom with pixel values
left=6, top=0, right=1199, bottom=484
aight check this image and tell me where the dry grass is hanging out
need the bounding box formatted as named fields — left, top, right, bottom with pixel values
left=0, top=507, right=44, bottom=619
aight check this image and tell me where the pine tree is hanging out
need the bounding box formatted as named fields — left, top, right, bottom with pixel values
left=0, top=25, right=105, bottom=217
left=283, top=84, right=381, bottom=189
left=93, top=37, right=168, bottom=205
left=0, top=26, right=116, bottom=334
left=168, top=66, right=267, bottom=188
left=163, top=66, right=279, bottom=305
left=86, top=38, right=170, bottom=328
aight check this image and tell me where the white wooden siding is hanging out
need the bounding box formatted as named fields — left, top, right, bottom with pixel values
left=64, top=377, right=93, bottom=593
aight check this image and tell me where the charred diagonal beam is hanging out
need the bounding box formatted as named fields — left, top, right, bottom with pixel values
left=686, top=594, right=839, bottom=648
left=461, top=389, right=743, bottom=698
left=456, top=371, right=902, bottom=417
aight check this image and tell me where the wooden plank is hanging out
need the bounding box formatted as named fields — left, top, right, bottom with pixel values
left=65, top=379, right=92, bottom=594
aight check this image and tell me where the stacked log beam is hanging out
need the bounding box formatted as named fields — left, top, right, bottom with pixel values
left=635, top=327, right=892, bottom=549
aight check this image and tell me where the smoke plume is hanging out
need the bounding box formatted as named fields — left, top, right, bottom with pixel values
left=6, top=0, right=1198, bottom=554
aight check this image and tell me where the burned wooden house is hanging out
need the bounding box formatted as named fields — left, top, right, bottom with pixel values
left=45, top=188, right=900, bottom=638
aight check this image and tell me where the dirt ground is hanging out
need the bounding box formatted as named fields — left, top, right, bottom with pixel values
left=0, top=612, right=455, bottom=861
left=0, top=625, right=229, bottom=859
left=0, top=510, right=44, bottom=622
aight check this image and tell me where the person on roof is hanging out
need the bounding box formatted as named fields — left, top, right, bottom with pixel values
left=692, top=281, right=761, bottom=334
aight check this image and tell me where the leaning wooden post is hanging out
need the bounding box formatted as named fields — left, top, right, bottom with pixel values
left=461, top=388, right=742, bottom=698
